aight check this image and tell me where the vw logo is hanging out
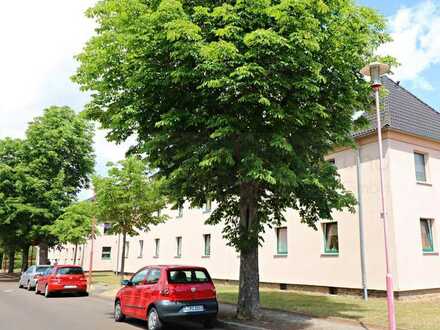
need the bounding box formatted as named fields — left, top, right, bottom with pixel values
left=190, top=287, right=197, bottom=293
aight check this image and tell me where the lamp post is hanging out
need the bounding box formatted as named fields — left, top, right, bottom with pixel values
left=361, top=62, right=396, bottom=330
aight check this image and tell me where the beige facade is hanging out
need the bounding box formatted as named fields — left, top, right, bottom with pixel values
left=48, top=130, right=440, bottom=294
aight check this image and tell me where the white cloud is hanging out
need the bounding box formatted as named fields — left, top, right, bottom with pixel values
left=379, top=1, right=440, bottom=90
left=0, top=0, right=134, bottom=197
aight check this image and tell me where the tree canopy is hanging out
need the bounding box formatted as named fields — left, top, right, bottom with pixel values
left=74, top=0, right=390, bottom=318
left=0, top=106, right=95, bottom=266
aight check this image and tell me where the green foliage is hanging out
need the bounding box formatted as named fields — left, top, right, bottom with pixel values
left=93, top=156, right=168, bottom=236
left=74, top=0, right=390, bottom=252
left=49, top=201, right=95, bottom=245
left=0, top=106, right=95, bottom=254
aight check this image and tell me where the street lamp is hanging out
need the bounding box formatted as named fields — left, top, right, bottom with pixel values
left=361, top=62, right=396, bottom=330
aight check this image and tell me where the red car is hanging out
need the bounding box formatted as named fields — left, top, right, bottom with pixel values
left=35, top=265, right=88, bottom=297
left=115, top=265, right=218, bottom=330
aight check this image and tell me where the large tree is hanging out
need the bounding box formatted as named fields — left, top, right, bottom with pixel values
left=23, top=106, right=95, bottom=264
left=93, top=156, right=167, bottom=276
left=74, top=0, right=390, bottom=318
left=49, top=201, right=95, bottom=264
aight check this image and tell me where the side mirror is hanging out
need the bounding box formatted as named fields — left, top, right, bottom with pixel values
left=121, top=280, right=133, bottom=287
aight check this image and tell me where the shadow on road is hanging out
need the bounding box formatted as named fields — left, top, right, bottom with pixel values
left=0, top=272, right=19, bottom=283
left=104, top=312, right=213, bottom=330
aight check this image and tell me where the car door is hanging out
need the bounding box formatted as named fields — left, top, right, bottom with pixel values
left=23, top=266, right=34, bottom=286
left=134, top=268, right=162, bottom=319
left=122, top=268, right=149, bottom=318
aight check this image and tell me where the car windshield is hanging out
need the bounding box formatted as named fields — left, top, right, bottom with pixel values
left=42, top=267, right=53, bottom=275
left=56, top=267, right=84, bottom=275
left=36, top=266, right=50, bottom=273
left=168, top=269, right=211, bottom=284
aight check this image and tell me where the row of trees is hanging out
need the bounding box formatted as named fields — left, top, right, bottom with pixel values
left=0, top=106, right=95, bottom=271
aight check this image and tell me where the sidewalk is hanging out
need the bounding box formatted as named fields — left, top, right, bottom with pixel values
left=91, top=284, right=382, bottom=330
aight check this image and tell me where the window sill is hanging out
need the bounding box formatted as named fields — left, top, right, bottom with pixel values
left=153, top=256, right=159, bottom=259
left=137, top=256, right=143, bottom=259
left=202, top=210, right=211, bottom=214
left=321, top=253, right=339, bottom=257
left=201, top=255, right=210, bottom=259
left=423, top=251, right=438, bottom=256
left=417, top=181, right=432, bottom=187
left=273, top=254, right=288, bottom=258
left=174, top=256, right=182, bottom=259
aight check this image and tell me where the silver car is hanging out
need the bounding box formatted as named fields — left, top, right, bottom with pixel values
left=19, top=265, right=52, bottom=291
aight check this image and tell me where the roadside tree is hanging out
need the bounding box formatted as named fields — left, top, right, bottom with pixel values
left=74, top=0, right=390, bottom=318
left=93, top=156, right=167, bottom=276
left=49, top=200, right=95, bottom=264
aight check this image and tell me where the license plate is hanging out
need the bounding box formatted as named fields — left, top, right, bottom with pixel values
left=64, top=285, right=77, bottom=289
left=182, top=305, right=204, bottom=313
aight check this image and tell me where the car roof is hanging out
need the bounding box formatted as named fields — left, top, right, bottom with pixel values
left=54, top=264, right=82, bottom=268
left=144, top=265, right=207, bottom=270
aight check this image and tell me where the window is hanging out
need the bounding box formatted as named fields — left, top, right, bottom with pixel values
left=420, top=219, right=434, bottom=252
left=414, top=152, right=427, bottom=182
left=103, top=223, right=112, bottom=235
left=177, top=206, right=183, bottom=218
left=323, top=222, right=339, bottom=254
left=138, top=240, right=144, bottom=258
left=56, top=267, right=84, bottom=275
left=131, top=269, right=149, bottom=285
left=146, top=269, right=161, bottom=284
left=124, top=242, right=129, bottom=258
left=276, top=227, right=288, bottom=255
left=203, top=234, right=211, bottom=256
left=176, top=236, right=182, bottom=257
left=168, top=269, right=211, bottom=283
left=101, top=247, right=111, bottom=260
left=154, top=239, right=160, bottom=258
left=204, top=199, right=212, bottom=213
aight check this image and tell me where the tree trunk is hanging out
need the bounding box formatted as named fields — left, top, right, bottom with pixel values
left=7, top=249, right=15, bottom=273
left=21, top=245, right=30, bottom=272
left=73, top=243, right=78, bottom=265
left=0, top=252, right=3, bottom=272
left=120, top=231, right=127, bottom=279
left=38, top=242, right=49, bottom=265
left=236, top=183, right=261, bottom=320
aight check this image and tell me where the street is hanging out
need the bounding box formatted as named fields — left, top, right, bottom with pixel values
left=0, top=274, right=225, bottom=330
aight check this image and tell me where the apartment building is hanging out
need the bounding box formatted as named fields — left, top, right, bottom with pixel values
left=48, top=77, right=440, bottom=296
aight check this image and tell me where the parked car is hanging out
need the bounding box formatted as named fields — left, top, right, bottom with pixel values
left=114, top=265, right=218, bottom=330
left=35, top=265, right=88, bottom=297
left=19, top=265, right=52, bottom=291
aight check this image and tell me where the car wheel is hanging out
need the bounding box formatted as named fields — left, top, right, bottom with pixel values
left=35, top=286, right=39, bottom=294
left=27, top=281, right=32, bottom=291
left=114, top=300, right=125, bottom=322
left=18, top=281, right=23, bottom=289
left=147, top=307, right=163, bottom=330
left=44, top=285, right=51, bottom=298
left=203, top=318, right=216, bottom=329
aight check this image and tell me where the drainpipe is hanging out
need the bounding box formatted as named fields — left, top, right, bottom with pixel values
left=356, top=147, right=368, bottom=300
left=116, top=233, right=121, bottom=276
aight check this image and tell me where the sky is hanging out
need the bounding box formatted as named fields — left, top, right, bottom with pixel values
left=0, top=0, right=439, bottom=200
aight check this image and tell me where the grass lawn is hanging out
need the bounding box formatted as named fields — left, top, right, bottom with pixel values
left=92, top=272, right=439, bottom=330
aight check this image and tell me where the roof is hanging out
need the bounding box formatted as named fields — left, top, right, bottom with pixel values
left=354, top=77, right=440, bottom=142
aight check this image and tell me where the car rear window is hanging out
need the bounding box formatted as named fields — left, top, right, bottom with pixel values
left=168, top=269, right=211, bottom=284
left=56, top=267, right=84, bottom=275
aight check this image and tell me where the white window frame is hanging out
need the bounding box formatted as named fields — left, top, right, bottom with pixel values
left=203, top=234, right=211, bottom=257
left=138, top=240, right=144, bottom=258
left=154, top=238, right=160, bottom=258
left=176, top=236, right=182, bottom=258
left=276, top=227, right=288, bottom=255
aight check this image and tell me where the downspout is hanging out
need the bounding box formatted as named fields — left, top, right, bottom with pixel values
left=356, top=146, right=368, bottom=300
left=116, top=233, right=121, bottom=276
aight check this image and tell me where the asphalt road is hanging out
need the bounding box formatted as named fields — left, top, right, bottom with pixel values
left=0, top=274, right=226, bottom=330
